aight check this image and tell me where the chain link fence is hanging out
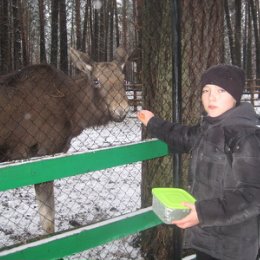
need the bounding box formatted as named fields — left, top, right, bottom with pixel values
left=0, top=0, right=259, bottom=259
left=0, top=51, right=143, bottom=259
left=0, top=2, right=143, bottom=255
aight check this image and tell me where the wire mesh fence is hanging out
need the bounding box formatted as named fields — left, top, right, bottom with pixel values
left=0, top=46, right=143, bottom=259
left=0, top=0, right=260, bottom=259
left=0, top=7, right=143, bottom=255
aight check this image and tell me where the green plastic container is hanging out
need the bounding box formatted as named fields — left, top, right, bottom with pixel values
left=152, top=188, right=196, bottom=224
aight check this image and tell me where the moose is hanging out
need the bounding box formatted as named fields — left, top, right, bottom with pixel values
left=0, top=47, right=129, bottom=234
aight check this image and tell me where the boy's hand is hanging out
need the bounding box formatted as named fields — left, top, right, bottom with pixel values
left=172, top=202, right=199, bottom=229
left=137, top=110, right=154, bottom=126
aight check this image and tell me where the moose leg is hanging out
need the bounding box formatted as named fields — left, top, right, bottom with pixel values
left=34, top=181, right=55, bottom=234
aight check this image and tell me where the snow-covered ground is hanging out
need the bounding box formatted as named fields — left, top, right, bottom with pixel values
left=0, top=96, right=259, bottom=260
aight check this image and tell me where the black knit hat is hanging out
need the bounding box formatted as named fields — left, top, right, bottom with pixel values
left=200, top=64, right=245, bottom=102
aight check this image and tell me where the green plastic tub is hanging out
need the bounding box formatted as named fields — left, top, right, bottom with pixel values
left=152, top=188, right=196, bottom=224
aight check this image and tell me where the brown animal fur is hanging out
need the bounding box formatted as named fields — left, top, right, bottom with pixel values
left=0, top=47, right=129, bottom=234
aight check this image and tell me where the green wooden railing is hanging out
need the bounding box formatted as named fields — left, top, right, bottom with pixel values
left=0, top=139, right=169, bottom=260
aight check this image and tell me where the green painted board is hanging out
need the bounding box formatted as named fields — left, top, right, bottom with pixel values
left=0, top=139, right=169, bottom=191
left=0, top=207, right=163, bottom=260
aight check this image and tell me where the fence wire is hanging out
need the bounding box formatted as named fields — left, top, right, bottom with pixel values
left=0, top=49, right=143, bottom=259
left=0, top=0, right=259, bottom=259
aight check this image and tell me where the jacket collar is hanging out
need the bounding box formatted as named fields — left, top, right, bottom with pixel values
left=202, top=102, right=258, bottom=128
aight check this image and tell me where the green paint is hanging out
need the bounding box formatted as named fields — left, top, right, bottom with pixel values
left=0, top=140, right=169, bottom=191
left=0, top=208, right=163, bottom=260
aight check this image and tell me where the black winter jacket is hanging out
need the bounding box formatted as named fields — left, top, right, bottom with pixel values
left=147, top=102, right=260, bottom=260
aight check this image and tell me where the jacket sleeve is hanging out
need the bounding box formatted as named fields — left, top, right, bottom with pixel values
left=196, top=131, right=260, bottom=227
left=147, top=117, right=201, bottom=153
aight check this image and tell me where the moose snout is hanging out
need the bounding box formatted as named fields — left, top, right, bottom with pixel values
left=113, top=110, right=126, bottom=122
left=110, top=101, right=129, bottom=122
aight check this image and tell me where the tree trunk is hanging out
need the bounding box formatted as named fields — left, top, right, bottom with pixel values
left=245, top=0, right=253, bottom=80
left=250, top=0, right=260, bottom=85
left=114, top=0, right=119, bottom=47
left=88, top=0, right=93, bottom=54
left=224, top=0, right=235, bottom=64
left=234, top=0, right=242, bottom=66
left=59, top=0, right=68, bottom=74
left=39, top=0, right=46, bottom=63
left=108, top=0, right=114, bottom=60
left=75, top=0, right=81, bottom=50
left=12, top=0, right=22, bottom=69
left=136, top=0, right=143, bottom=83
left=99, top=1, right=106, bottom=60
left=19, top=0, right=29, bottom=66
left=181, top=0, right=224, bottom=125
left=141, top=1, right=224, bottom=259
left=82, top=0, right=89, bottom=52
left=103, top=1, right=109, bottom=61
left=122, top=0, right=127, bottom=50
left=92, top=9, right=99, bottom=60
left=141, top=1, right=174, bottom=258
left=50, top=0, right=58, bottom=67
left=0, top=0, right=11, bottom=73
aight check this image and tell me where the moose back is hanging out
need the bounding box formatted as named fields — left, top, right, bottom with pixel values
left=0, top=47, right=129, bottom=234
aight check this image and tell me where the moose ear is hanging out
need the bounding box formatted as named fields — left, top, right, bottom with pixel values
left=69, top=47, right=93, bottom=73
left=113, top=46, right=128, bottom=70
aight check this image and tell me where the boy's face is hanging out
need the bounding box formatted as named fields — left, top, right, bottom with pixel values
left=201, top=84, right=236, bottom=117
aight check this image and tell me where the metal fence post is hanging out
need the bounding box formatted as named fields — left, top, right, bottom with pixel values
left=172, top=0, right=182, bottom=259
